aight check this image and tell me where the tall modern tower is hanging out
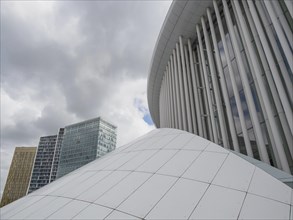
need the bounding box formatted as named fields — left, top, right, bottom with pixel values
left=49, top=128, right=65, bottom=182
left=56, top=117, right=117, bottom=178
left=28, top=135, right=59, bottom=193
left=0, top=147, right=36, bottom=207
left=147, top=0, right=293, bottom=174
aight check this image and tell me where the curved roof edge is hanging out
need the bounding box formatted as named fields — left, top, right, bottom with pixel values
left=147, top=0, right=213, bottom=127
left=230, top=150, right=293, bottom=188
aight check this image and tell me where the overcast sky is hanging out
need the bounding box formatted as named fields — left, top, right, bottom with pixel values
left=1, top=1, right=171, bottom=195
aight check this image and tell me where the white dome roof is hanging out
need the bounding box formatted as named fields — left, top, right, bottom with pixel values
left=1, top=128, right=292, bottom=219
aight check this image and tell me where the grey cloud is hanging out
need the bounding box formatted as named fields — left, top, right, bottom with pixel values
left=1, top=1, right=170, bottom=193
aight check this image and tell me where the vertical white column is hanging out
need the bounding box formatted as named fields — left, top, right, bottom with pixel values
left=184, top=44, right=197, bottom=134
left=271, top=1, right=293, bottom=49
left=168, top=64, right=175, bottom=128
left=196, top=48, right=210, bottom=140
left=201, top=16, right=229, bottom=148
left=188, top=39, right=203, bottom=136
left=164, top=73, right=168, bottom=127
left=233, top=1, right=282, bottom=168
left=251, top=1, right=293, bottom=134
left=196, top=24, right=218, bottom=143
left=213, top=0, right=253, bottom=156
left=233, top=0, right=290, bottom=173
left=223, top=0, right=270, bottom=164
left=284, top=0, right=293, bottom=17
left=170, top=55, right=179, bottom=129
left=176, top=43, right=188, bottom=131
left=207, top=8, right=240, bottom=152
left=167, top=61, right=174, bottom=128
left=259, top=2, right=293, bottom=106
left=179, top=36, right=193, bottom=133
left=264, top=1, right=293, bottom=73
left=162, top=73, right=166, bottom=127
left=242, top=0, right=292, bottom=161
left=165, top=67, right=170, bottom=127
left=159, top=75, right=163, bottom=127
left=173, top=49, right=183, bottom=130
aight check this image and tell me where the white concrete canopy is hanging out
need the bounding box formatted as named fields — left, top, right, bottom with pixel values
left=1, top=128, right=292, bottom=219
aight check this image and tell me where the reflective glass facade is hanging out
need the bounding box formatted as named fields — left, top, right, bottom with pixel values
left=56, top=117, right=116, bottom=178
left=148, top=0, right=293, bottom=174
left=28, top=135, right=59, bottom=193
left=49, top=128, right=65, bottom=182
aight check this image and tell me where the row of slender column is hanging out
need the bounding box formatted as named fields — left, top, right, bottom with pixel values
left=158, top=0, right=292, bottom=173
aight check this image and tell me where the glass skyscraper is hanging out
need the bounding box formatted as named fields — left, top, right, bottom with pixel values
left=49, top=128, right=65, bottom=182
left=56, top=117, right=117, bottom=178
left=28, top=135, right=59, bottom=193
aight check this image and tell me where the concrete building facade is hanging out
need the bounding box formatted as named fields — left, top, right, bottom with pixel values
left=147, top=0, right=293, bottom=174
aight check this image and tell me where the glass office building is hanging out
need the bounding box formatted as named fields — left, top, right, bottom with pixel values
left=28, top=135, right=59, bottom=193
left=56, top=117, right=117, bottom=178
left=147, top=0, right=293, bottom=174
left=0, top=147, right=36, bottom=207
left=49, top=128, right=65, bottom=182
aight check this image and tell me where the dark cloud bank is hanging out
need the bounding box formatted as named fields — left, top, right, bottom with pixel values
left=1, top=1, right=171, bottom=194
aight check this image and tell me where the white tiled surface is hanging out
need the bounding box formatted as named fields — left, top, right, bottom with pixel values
left=50, top=171, right=97, bottom=196
left=157, top=150, right=200, bottom=177
left=212, top=153, right=255, bottom=191
left=26, top=197, right=70, bottom=219
left=144, top=134, right=177, bottom=150
left=1, top=128, right=292, bottom=220
left=238, top=194, right=290, bottom=220
left=183, top=135, right=210, bottom=150
left=10, top=196, right=57, bottom=219
left=73, top=204, right=112, bottom=220
left=47, top=200, right=88, bottom=219
left=183, top=151, right=227, bottom=183
left=205, top=142, right=229, bottom=153
left=104, top=152, right=138, bottom=170
left=62, top=171, right=112, bottom=198
left=146, top=178, right=208, bottom=219
left=162, top=133, right=194, bottom=149
left=1, top=196, right=42, bottom=218
left=117, top=174, right=177, bottom=218
left=95, top=172, right=152, bottom=208
left=136, top=149, right=177, bottom=173
left=77, top=171, right=130, bottom=202
left=118, top=150, right=157, bottom=171
left=190, top=185, right=246, bottom=219
left=105, top=210, right=140, bottom=219
left=248, top=167, right=292, bottom=204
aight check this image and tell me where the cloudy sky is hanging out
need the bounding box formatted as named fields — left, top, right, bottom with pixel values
left=1, top=1, right=171, bottom=195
